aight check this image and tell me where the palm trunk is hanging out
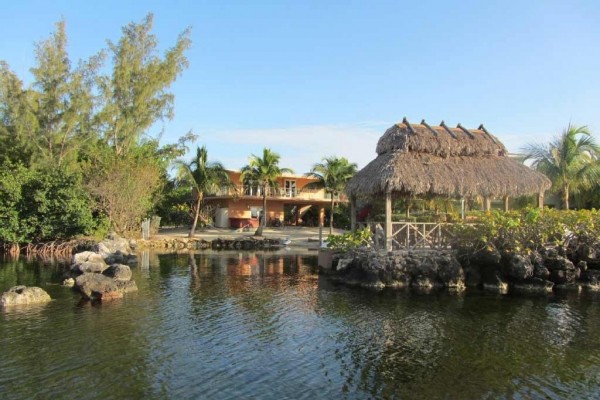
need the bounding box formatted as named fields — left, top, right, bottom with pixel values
left=189, top=192, right=203, bottom=238
left=563, top=185, right=570, bottom=210
left=255, top=186, right=266, bottom=236
left=330, top=193, right=335, bottom=235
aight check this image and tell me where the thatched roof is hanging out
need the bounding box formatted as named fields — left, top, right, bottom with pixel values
left=346, top=118, right=551, bottom=198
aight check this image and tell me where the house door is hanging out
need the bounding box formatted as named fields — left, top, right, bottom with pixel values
left=284, top=180, right=296, bottom=197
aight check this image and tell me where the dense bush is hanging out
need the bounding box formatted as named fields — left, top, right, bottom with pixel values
left=450, top=208, right=600, bottom=259
left=0, top=164, right=101, bottom=244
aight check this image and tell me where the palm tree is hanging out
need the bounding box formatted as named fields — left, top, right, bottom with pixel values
left=176, top=145, right=230, bottom=238
left=241, top=148, right=293, bottom=236
left=306, top=156, right=357, bottom=234
left=523, top=124, right=600, bottom=209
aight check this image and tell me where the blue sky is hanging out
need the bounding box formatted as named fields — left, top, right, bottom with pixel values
left=1, top=0, right=599, bottom=173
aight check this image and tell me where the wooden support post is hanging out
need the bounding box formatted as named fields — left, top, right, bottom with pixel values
left=385, top=190, right=392, bottom=251
left=503, top=196, right=509, bottom=212
left=538, top=192, right=544, bottom=210
left=483, top=196, right=491, bottom=211
left=350, top=196, right=356, bottom=233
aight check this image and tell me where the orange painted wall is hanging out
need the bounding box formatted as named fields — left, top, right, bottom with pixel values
left=224, top=198, right=284, bottom=220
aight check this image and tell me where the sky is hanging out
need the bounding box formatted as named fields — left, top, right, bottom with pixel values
left=1, top=0, right=599, bottom=173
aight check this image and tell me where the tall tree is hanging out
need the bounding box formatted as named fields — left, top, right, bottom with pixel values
left=241, top=148, right=293, bottom=236
left=97, top=13, right=191, bottom=157
left=306, top=156, right=357, bottom=234
left=176, top=146, right=230, bottom=238
left=524, top=124, right=600, bottom=209
left=84, top=14, right=192, bottom=233
left=29, top=19, right=103, bottom=170
left=0, top=63, right=37, bottom=166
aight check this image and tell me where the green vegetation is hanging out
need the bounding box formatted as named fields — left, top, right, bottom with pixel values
left=450, top=208, right=600, bottom=259
left=326, top=228, right=372, bottom=252
left=176, top=146, right=230, bottom=238
left=241, top=148, right=293, bottom=236
left=524, top=124, right=600, bottom=210
left=306, top=156, right=358, bottom=234
left=0, top=14, right=191, bottom=249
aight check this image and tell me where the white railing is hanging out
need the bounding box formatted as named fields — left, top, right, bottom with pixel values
left=357, top=222, right=463, bottom=250
left=208, top=185, right=337, bottom=200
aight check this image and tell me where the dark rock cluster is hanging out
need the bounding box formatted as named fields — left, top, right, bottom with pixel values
left=66, top=236, right=138, bottom=301
left=329, top=244, right=600, bottom=294
left=330, top=249, right=464, bottom=290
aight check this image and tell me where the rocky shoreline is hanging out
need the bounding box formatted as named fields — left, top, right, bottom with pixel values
left=137, top=236, right=290, bottom=251
left=326, top=246, right=600, bottom=294
left=1, top=236, right=139, bottom=307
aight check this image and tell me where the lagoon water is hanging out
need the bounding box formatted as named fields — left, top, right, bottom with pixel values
left=1, top=251, right=600, bottom=399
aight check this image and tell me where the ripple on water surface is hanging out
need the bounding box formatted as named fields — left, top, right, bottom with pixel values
left=1, top=252, right=600, bottom=399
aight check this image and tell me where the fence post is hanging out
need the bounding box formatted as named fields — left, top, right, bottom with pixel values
left=142, top=218, right=150, bottom=240
left=385, top=190, right=392, bottom=251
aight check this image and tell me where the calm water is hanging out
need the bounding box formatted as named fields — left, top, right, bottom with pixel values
left=1, top=251, right=600, bottom=400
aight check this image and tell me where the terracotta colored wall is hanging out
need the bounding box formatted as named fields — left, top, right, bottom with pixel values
left=228, top=199, right=258, bottom=218
left=226, top=199, right=285, bottom=220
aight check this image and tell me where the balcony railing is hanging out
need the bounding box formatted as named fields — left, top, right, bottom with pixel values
left=207, top=185, right=347, bottom=201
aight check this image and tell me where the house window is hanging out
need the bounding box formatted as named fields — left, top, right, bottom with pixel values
left=284, top=180, right=297, bottom=197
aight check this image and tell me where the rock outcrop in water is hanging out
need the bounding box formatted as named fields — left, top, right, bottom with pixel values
left=328, top=245, right=600, bottom=294
left=69, top=236, right=138, bottom=301
left=330, top=249, right=464, bottom=290
left=1, top=286, right=51, bottom=307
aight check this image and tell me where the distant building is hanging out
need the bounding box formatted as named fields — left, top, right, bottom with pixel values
left=204, top=170, right=344, bottom=228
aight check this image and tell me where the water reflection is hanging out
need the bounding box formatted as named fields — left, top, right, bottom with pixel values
left=1, top=252, right=600, bottom=399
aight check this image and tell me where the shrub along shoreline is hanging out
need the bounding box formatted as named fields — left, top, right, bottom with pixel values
left=326, top=209, right=600, bottom=293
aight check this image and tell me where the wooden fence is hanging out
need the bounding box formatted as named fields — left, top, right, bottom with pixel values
left=357, top=222, right=463, bottom=250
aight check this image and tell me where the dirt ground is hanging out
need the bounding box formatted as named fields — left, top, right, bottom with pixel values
left=155, top=226, right=347, bottom=250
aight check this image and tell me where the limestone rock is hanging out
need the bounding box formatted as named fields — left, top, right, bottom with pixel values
left=545, top=255, right=579, bottom=284
left=73, top=251, right=105, bottom=265
left=74, top=260, right=109, bottom=275
left=115, top=279, right=138, bottom=293
left=97, top=237, right=131, bottom=258
left=1, top=286, right=51, bottom=307
left=103, top=264, right=132, bottom=282
left=503, top=254, right=534, bottom=281
left=75, top=273, right=122, bottom=300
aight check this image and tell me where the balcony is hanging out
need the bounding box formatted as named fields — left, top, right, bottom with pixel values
left=206, top=185, right=347, bottom=201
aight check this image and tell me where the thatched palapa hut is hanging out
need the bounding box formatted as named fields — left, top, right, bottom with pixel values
left=346, top=118, right=551, bottom=249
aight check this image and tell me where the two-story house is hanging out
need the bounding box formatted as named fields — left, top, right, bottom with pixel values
left=204, top=170, right=345, bottom=228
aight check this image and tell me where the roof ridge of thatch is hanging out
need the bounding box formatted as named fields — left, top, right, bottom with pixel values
left=346, top=152, right=551, bottom=198
left=375, top=117, right=507, bottom=157
left=349, top=118, right=550, bottom=199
